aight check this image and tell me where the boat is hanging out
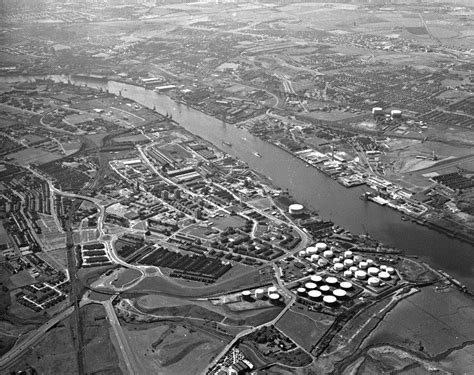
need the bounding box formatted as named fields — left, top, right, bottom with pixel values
left=254, top=152, right=262, bottom=158
left=222, top=141, right=232, bottom=147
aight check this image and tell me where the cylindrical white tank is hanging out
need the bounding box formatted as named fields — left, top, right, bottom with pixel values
left=334, top=263, right=344, bottom=272
left=323, top=295, right=337, bottom=305
left=320, top=285, right=330, bottom=293
left=255, top=288, right=265, bottom=299
left=368, top=267, right=380, bottom=276
left=323, top=250, right=334, bottom=259
left=306, top=247, right=317, bottom=255
left=386, top=267, right=395, bottom=275
left=359, top=261, right=368, bottom=270
left=366, top=259, right=374, bottom=265
left=380, top=265, right=387, bottom=271
left=316, top=242, right=327, bottom=252
left=353, top=255, right=362, bottom=263
left=289, top=204, right=304, bottom=216
left=355, top=270, right=367, bottom=280
left=326, top=276, right=338, bottom=286
left=318, top=258, right=328, bottom=267
left=305, top=282, right=317, bottom=290
left=368, top=277, right=380, bottom=287
left=350, top=266, right=358, bottom=273
left=340, top=281, right=353, bottom=290
left=379, top=271, right=391, bottom=280
left=333, top=289, right=347, bottom=299
left=333, top=257, right=341, bottom=264
left=308, top=290, right=322, bottom=300
left=344, top=259, right=354, bottom=268
left=344, top=270, right=353, bottom=278
left=267, top=286, right=278, bottom=295
left=310, top=254, right=319, bottom=262
left=298, top=250, right=306, bottom=257
left=297, top=287, right=306, bottom=295
left=344, top=251, right=353, bottom=259
left=310, top=275, right=322, bottom=284
left=269, top=293, right=281, bottom=302
left=241, top=290, right=252, bottom=300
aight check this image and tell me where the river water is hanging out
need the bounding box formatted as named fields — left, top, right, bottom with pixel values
left=3, top=75, right=473, bottom=289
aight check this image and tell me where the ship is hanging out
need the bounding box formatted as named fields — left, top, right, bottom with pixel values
left=222, top=141, right=232, bottom=147
left=254, top=152, right=262, bottom=158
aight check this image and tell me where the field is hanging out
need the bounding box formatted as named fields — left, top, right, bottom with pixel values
left=81, top=304, right=123, bottom=374
left=7, top=314, right=79, bottom=374
left=127, top=265, right=265, bottom=298
left=6, top=303, right=122, bottom=374
left=111, top=268, right=142, bottom=288
left=123, top=321, right=226, bottom=375
left=276, top=308, right=334, bottom=352
left=211, top=214, right=247, bottom=231
left=362, top=288, right=474, bottom=357
left=7, top=148, right=62, bottom=165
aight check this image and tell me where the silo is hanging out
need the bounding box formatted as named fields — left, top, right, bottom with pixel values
left=267, top=286, right=278, bottom=296
left=269, top=293, right=281, bottom=303
left=333, top=289, right=347, bottom=299
left=323, top=250, right=334, bottom=259
left=344, top=259, right=354, bottom=268
left=315, top=242, right=327, bottom=252
left=340, top=281, right=353, bottom=290
left=320, top=285, right=330, bottom=294
left=318, top=258, right=328, bottom=267
left=241, top=290, right=252, bottom=301
left=333, top=263, right=344, bottom=272
left=308, top=290, right=322, bottom=301
left=368, top=267, right=380, bottom=276
left=310, top=275, right=322, bottom=284
left=323, top=295, right=337, bottom=306
left=306, top=247, right=317, bottom=255
left=368, top=277, right=380, bottom=287
left=254, top=288, right=265, bottom=299
left=297, top=287, right=307, bottom=296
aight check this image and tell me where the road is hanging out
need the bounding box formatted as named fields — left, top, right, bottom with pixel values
left=0, top=306, right=74, bottom=371
left=204, top=292, right=295, bottom=374
left=103, top=299, right=137, bottom=375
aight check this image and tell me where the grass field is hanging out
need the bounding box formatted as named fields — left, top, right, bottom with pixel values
left=362, top=288, right=474, bottom=357
left=276, top=308, right=332, bottom=351
left=124, top=322, right=226, bottom=375
left=128, top=266, right=264, bottom=298
left=7, top=148, right=63, bottom=165
left=111, top=268, right=142, bottom=288
left=81, top=304, right=123, bottom=374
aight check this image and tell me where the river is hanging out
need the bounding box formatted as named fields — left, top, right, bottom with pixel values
left=3, top=75, right=473, bottom=289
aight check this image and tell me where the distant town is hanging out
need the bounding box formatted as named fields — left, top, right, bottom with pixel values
left=0, top=1, right=473, bottom=375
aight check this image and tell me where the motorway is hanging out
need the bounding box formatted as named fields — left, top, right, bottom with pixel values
left=0, top=305, right=76, bottom=371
